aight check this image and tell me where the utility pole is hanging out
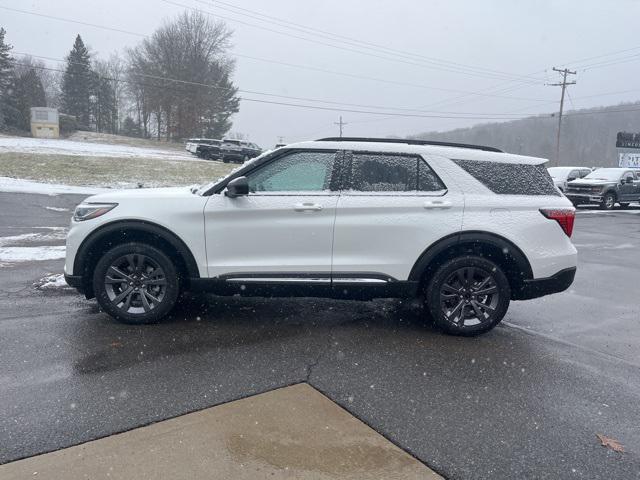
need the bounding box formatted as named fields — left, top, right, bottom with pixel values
left=549, top=67, right=576, bottom=166
left=334, top=115, right=347, bottom=137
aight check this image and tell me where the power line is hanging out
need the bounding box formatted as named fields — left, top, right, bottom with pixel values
left=12, top=61, right=532, bottom=120
left=196, top=0, right=546, bottom=84
left=163, top=0, right=542, bottom=84
left=11, top=51, right=533, bottom=117
left=0, top=5, right=550, bottom=104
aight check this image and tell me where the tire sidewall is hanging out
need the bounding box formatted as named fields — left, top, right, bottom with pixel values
left=425, top=255, right=511, bottom=336
left=93, top=242, right=180, bottom=324
left=601, top=192, right=616, bottom=210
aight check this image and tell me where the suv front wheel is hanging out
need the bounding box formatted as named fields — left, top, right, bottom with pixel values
left=425, top=256, right=510, bottom=336
left=93, top=242, right=180, bottom=324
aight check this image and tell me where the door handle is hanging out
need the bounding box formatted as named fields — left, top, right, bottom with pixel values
left=423, top=200, right=452, bottom=209
left=294, top=202, right=323, bottom=212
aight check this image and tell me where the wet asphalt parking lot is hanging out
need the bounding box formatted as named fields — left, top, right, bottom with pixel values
left=1, top=191, right=639, bottom=479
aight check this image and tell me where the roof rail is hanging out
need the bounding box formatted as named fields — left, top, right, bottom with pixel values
left=316, top=137, right=502, bottom=153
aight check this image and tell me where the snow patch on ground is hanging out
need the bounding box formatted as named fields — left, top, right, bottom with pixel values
left=0, top=245, right=66, bottom=263
left=34, top=273, right=72, bottom=290
left=0, top=136, right=196, bottom=161
left=33, top=273, right=72, bottom=290
left=0, top=176, right=110, bottom=195
left=0, top=229, right=68, bottom=247
left=45, top=206, right=70, bottom=212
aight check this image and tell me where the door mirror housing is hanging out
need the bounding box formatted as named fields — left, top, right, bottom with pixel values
left=225, top=176, right=249, bottom=197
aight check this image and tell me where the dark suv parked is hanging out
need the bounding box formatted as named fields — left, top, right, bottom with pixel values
left=195, top=139, right=222, bottom=160
left=565, top=168, right=640, bottom=209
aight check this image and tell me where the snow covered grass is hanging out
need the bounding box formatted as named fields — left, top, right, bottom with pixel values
left=0, top=176, right=110, bottom=195
left=0, top=136, right=194, bottom=160
left=0, top=152, right=234, bottom=189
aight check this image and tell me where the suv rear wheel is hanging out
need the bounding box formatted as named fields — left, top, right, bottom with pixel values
left=425, top=256, right=510, bottom=336
left=93, top=242, right=180, bottom=324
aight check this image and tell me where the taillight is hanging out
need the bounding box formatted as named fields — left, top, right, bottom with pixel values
left=540, top=208, right=575, bottom=237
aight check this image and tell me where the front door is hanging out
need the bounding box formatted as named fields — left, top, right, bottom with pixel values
left=619, top=171, right=637, bottom=202
left=203, top=150, right=340, bottom=279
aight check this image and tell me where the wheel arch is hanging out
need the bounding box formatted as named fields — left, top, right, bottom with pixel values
left=409, top=231, right=534, bottom=299
left=73, top=220, right=200, bottom=298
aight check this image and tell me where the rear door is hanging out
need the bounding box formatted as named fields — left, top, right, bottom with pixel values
left=331, top=151, right=464, bottom=282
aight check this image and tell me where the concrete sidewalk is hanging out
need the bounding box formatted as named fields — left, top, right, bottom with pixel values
left=0, top=383, right=441, bottom=479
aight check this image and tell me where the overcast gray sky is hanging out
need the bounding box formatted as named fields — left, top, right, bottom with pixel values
left=3, top=0, right=640, bottom=146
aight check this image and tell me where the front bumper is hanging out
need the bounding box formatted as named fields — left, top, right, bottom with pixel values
left=513, top=267, right=576, bottom=300
left=565, top=193, right=603, bottom=205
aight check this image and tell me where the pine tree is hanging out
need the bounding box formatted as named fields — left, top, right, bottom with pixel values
left=0, top=28, right=15, bottom=129
left=7, top=68, right=47, bottom=131
left=61, top=34, right=92, bottom=126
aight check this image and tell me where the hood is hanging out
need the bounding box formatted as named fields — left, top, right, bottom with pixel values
left=84, top=186, right=195, bottom=203
left=567, top=178, right=615, bottom=186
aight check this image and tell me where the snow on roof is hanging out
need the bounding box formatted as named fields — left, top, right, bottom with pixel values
left=286, top=140, right=548, bottom=165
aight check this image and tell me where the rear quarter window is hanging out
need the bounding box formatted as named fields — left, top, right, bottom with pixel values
left=453, top=159, right=560, bottom=196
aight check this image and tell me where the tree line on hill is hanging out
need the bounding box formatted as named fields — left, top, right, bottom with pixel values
left=408, top=103, right=640, bottom=167
left=0, top=11, right=239, bottom=140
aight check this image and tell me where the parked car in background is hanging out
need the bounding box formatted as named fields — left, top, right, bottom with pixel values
left=240, top=141, right=262, bottom=161
left=64, top=137, right=577, bottom=336
left=185, top=138, right=220, bottom=158
left=221, top=139, right=244, bottom=163
left=194, top=139, right=222, bottom=160
left=548, top=166, right=592, bottom=192
left=564, top=168, right=640, bottom=209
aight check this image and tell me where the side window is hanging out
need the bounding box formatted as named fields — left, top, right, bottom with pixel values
left=351, top=153, right=416, bottom=192
left=580, top=169, right=591, bottom=178
left=418, top=159, right=446, bottom=191
left=623, top=172, right=634, bottom=182
left=350, top=153, right=445, bottom=193
left=246, top=151, right=335, bottom=193
left=568, top=170, right=580, bottom=180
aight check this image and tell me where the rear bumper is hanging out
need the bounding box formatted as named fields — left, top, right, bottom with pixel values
left=513, top=267, right=576, bottom=300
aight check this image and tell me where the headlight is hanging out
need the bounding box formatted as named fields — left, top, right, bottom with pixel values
left=73, top=203, right=118, bottom=222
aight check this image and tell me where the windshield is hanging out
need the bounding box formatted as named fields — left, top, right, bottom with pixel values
left=583, top=169, right=623, bottom=181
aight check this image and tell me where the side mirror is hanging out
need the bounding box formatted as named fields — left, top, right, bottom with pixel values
left=225, top=176, right=249, bottom=197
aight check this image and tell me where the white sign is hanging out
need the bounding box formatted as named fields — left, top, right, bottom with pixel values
left=619, top=152, right=640, bottom=167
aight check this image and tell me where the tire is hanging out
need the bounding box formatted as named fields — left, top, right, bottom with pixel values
left=620, top=202, right=630, bottom=209
left=601, top=192, right=616, bottom=210
left=93, top=242, right=180, bottom=324
left=425, top=255, right=510, bottom=336
left=222, top=157, right=229, bottom=163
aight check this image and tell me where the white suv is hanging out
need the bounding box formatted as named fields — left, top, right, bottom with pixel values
left=64, top=138, right=577, bottom=336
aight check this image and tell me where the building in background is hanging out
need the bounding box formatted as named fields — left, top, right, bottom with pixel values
left=30, top=107, right=59, bottom=139
left=616, top=132, right=640, bottom=168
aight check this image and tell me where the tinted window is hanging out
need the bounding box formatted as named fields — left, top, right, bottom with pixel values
left=350, top=153, right=444, bottom=192
left=453, top=159, right=560, bottom=196
left=247, top=151, right=335, bottom=192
